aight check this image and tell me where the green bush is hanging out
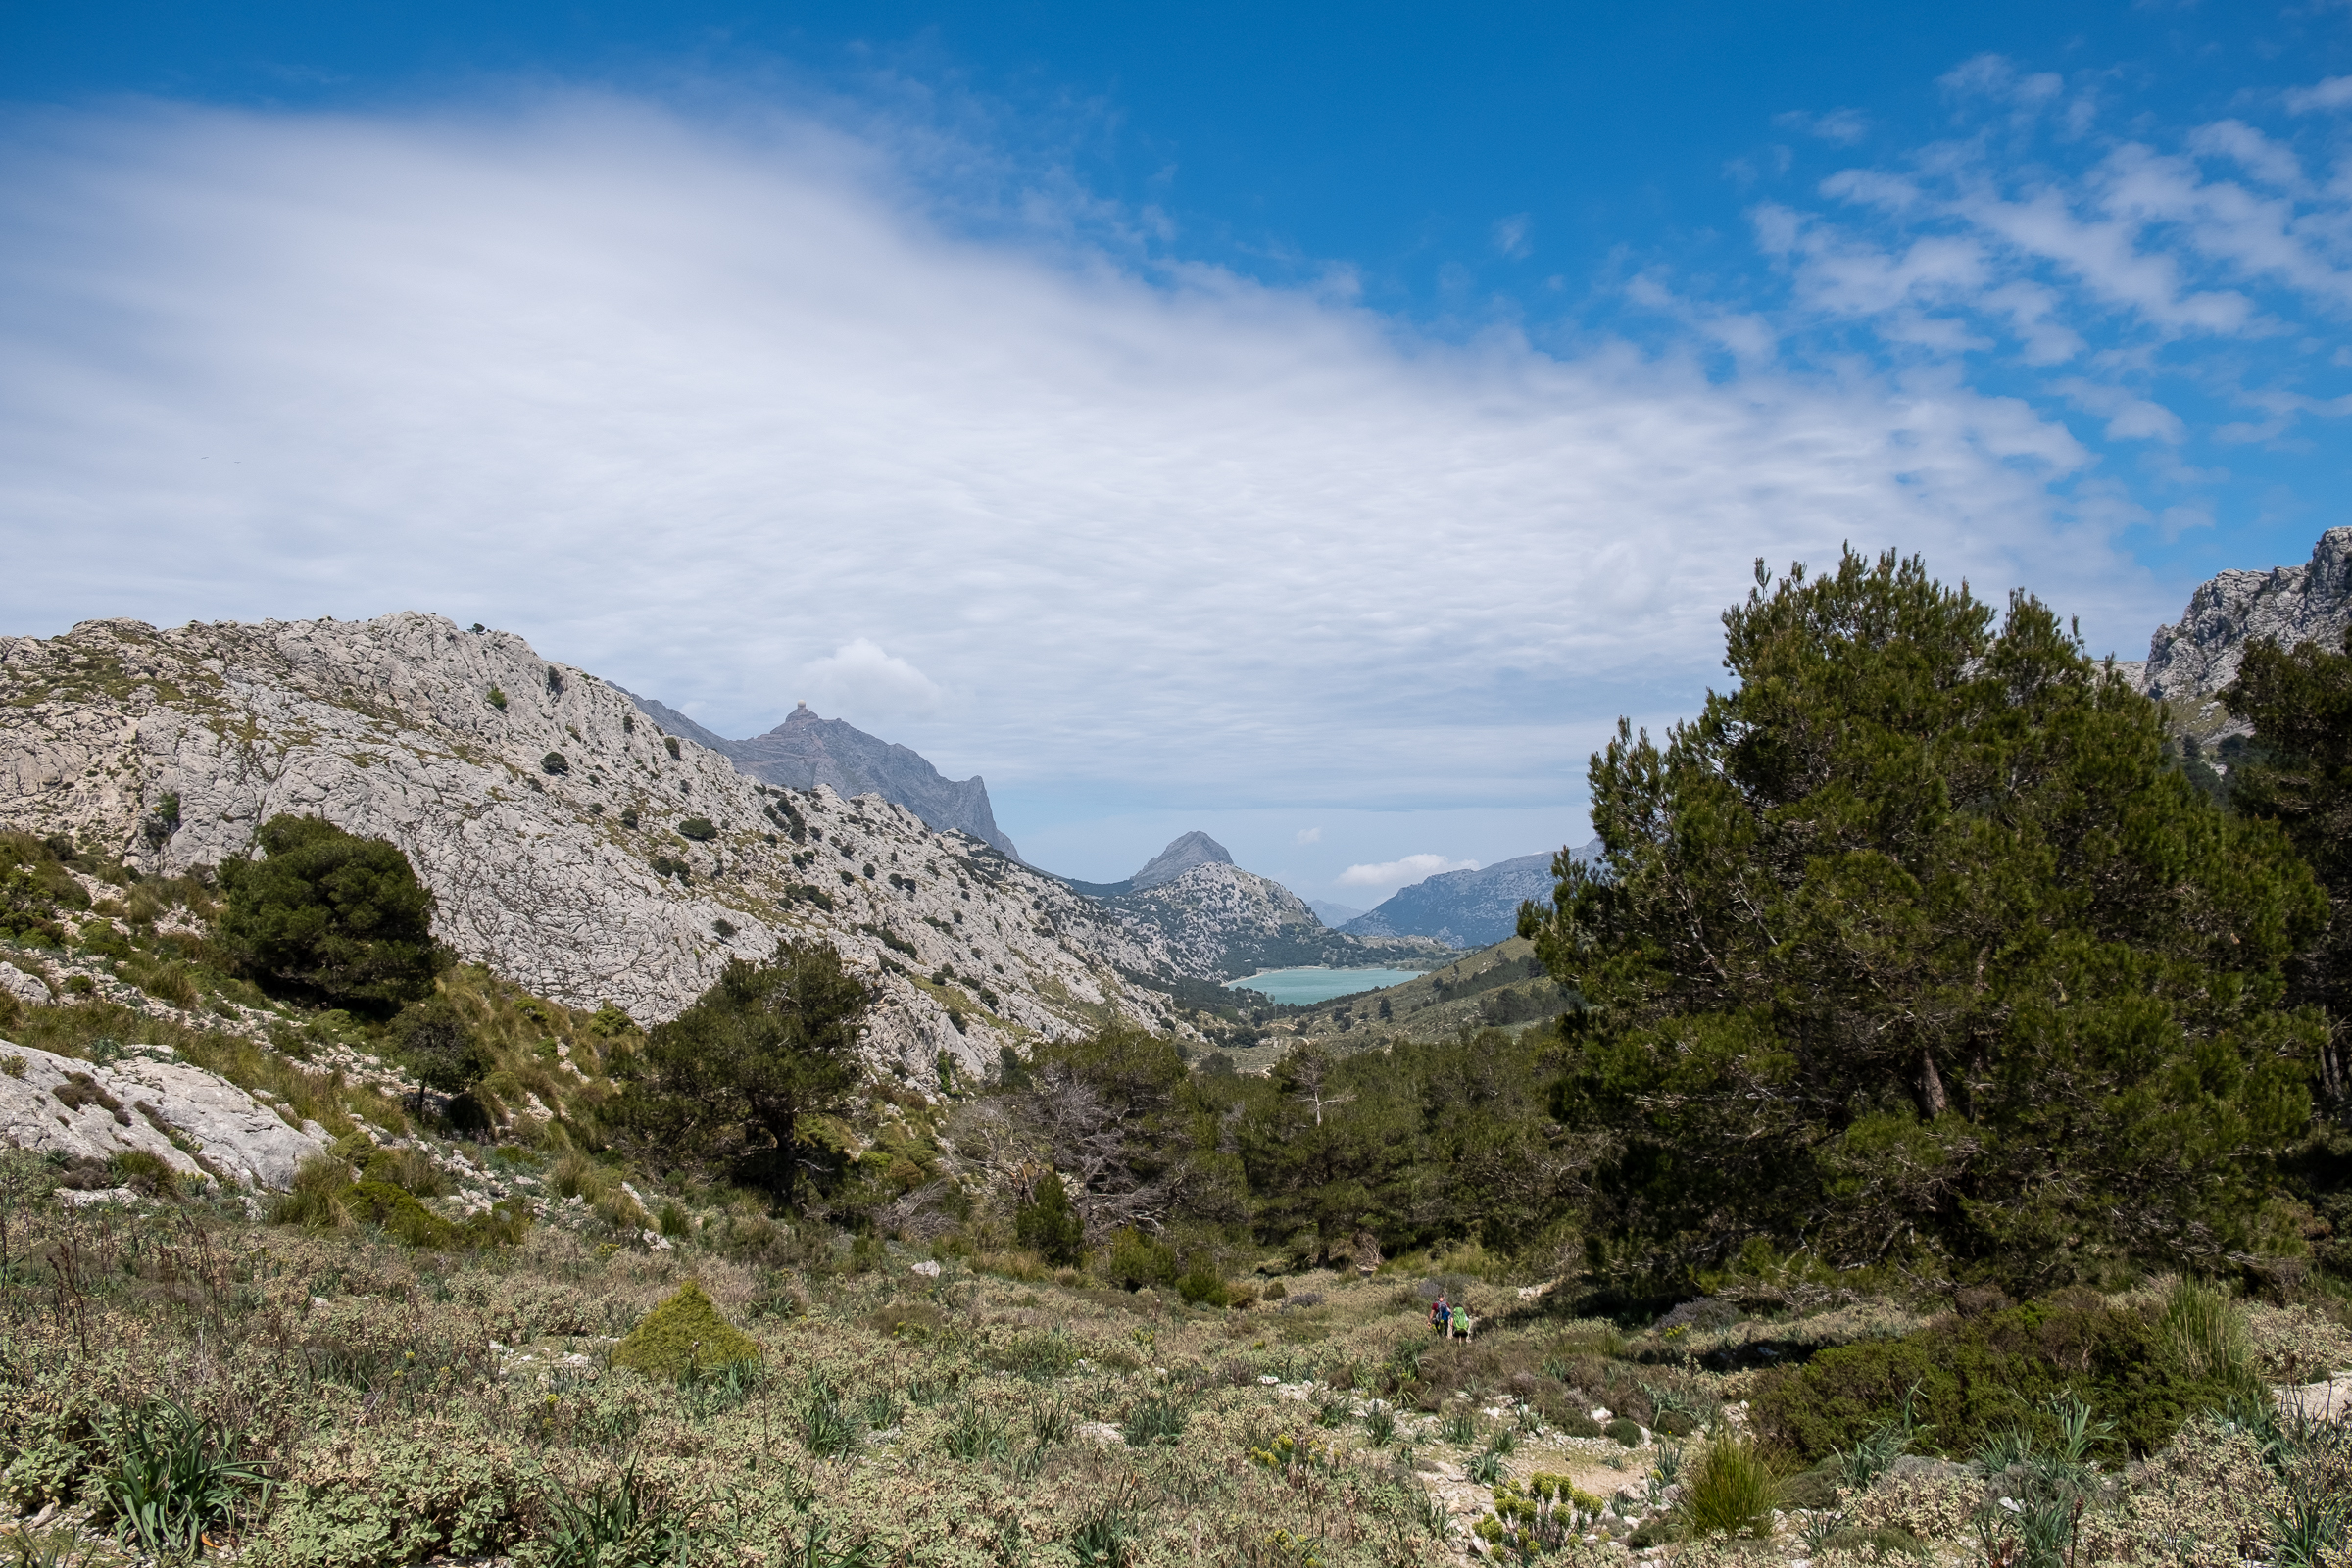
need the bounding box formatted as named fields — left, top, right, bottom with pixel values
left=1108, top=1228, right=1178, bottom=1291
left=1014, top=1171, right=1086, bottom=1267
left=1604, top=1417, right=1643, bottom=1446
left=1677, top=1435, right=1778, bottom=1540
left=678, top=817, right=717, bottom=843
left=540, top=752, right=569, bottom=776
left=609, top=1282, right=762, bottom=1380
left=346, top=1180, right=456, bottom=1248
left=1752, top=1291, right=2240, bottom=1461
left=486, top=687, right=507, bottom=710
left=1176, top=1257, right=1230, bottom=1308
left=217, top=815, right=440, bottom=1012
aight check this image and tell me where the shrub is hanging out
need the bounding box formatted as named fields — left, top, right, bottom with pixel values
left=1108, top=1228, right=1178, bottom=1291
left=678, top=817, right=717, bottom=843
left=217, top=815, right=440, bottom=1011
left=1176, top=1257, right=1230, bottom=1308
left=712, top=919, right=736, bottom=939
left=540, top=752, right=569, bottom=776
left=609, top=1282, right=762, bottom=1381
left=662, top=737, right=681, bottom=760
left=1678, top=1435, right=1778, bottom=1540
left=1752, top=1292, right=2239, bottom=1461
left=1604, top=1417, right=1644, bottom=1446
left=1014, top=1171, right=1087, bottom=1267
left=619, top=808, right=639, bottom=830
left=394, top=996, right=492, bottom=1112
left=486, top=687, right=507, bottom=710
left=345, top=1180, right=456, bottom=1248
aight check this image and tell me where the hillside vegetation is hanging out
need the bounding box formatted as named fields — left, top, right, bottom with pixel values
left=4, top=550, right=2352, bottom=1566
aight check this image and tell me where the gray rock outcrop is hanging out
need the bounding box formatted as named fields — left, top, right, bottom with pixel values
left=1128, top=831, right=1234, bottom=892
left=0, top=613, right=1191, bottom=1087
left=1112, top=861, right=1447, bottom=981
left=626, top=697, right=1020, bottom=861
left=0, top=1040, right=328, bottom=1190
left=2120, top=527, right=2352, bottom=724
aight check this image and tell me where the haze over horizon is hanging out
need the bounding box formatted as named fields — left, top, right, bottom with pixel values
left=6, top=2, right=2351, bottom=894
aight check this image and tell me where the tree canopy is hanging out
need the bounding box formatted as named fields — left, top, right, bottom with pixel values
left=1519, top=549, right=2328, bottom=1292
left=217, top=814, right=441, bottom=1011
left=612, top=941, right=872, bottom=1202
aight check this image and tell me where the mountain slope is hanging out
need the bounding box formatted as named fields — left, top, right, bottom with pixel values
left=1342, top=841, right=1598, bottom=947
left=0, top=613, right=1187, bottom=1084
left=2120, top=526, right=2352, bottom=738
left=1111, top=861, right=1447, bottom=981
left=624, top=698, right=1020, bottom=860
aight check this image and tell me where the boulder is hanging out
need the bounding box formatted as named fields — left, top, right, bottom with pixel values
left=0, top=1040, right=328, bottom=1190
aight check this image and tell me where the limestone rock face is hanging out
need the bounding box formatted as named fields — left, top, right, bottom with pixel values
left=0, top=1040, right=328, bottom=1190
left=626, top=697, right=1021, bottom=862
left=0, top=613, right=1189, bottom=1085
left=1111, top=861, right=1447, bottom=981
left=2125, top=527, right=2352, bottom=715
left=1127, top=831, right=1234, bottom=892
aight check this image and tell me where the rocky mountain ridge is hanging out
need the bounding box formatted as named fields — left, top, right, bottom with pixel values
left=625, top=696, right=1020, bottom=860
left=1343, top=841, right=1602, bottom=948
left=2119, top=526, right=2352, bottom=736
left=1114, top=859, right=1448, bottom=981
left=0, top=613, right=1205, bottom=1085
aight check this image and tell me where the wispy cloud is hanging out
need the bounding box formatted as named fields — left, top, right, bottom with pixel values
left=1493, top=213, right=1533, bottom=259
left=1774, top=108, right=1870, bottom=145
left=0, top=91, right=2177, bottom=825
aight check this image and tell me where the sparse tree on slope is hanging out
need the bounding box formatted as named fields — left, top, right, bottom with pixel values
left=612, top=941, right=870, bottom=1205
left=1521, top=549, right=2328, bottom=1291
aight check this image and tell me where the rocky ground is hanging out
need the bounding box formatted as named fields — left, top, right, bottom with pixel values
left=0, top=612, right=1232, bottom=1088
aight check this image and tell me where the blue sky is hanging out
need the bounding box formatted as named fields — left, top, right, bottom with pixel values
left=5, top=2, right=2352, bottom=893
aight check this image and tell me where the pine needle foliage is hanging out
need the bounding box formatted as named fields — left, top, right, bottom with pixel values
left=1523, top=548, right=2329, bottom=1290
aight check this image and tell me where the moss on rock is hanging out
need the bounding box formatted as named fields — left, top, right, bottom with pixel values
left=610, top=1281, right=760, bottom=1380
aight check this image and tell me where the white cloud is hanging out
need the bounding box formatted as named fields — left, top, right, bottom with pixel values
left=1493, top=213, right=1533, bottom=260
left=1774, top=109, right=1870, bottom=145
left=2283, top=76, right=2352, bottom=115
left=1336, top=853, right=1480, bottom=899
left=1295, top=827, right=1322, bottom=845
left=0, top=93, right=2151, bottom=817
left=797, top=638, right=944, bottom=719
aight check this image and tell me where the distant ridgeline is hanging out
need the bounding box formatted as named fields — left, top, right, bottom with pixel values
left=1341, top=847, right=1598, bottom=949
left=1057, top=831, right=1449, bottom=981
left=627, top=696, right=1021, bottom=860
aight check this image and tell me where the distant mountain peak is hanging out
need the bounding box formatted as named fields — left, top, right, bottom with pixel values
left=1130, top=830, right=1233, bottom=891
left=623, top=695, right=1019, bottom=860
left=2122, top=526, right=2352, bottom=710
left=1343, top=843, right=1596, bottom=948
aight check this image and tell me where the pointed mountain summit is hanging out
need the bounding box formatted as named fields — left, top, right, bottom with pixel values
left=624, top=696, right=1019, bottom=860
left=1129, top=830, right=1233, bottom=891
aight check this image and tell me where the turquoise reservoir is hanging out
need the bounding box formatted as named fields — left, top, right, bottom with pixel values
left=1224, top=967, right=1424, bottom=1005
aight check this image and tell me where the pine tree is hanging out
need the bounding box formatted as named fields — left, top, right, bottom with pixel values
left=1522, top=549, right=2328, bottom=1290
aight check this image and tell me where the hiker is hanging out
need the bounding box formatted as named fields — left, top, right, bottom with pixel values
left=1429, top=1294, right=1451, bottom=1337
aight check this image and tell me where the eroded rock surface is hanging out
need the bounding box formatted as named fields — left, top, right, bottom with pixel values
left=0, top=613, right=1192, bottom=1084
left=2121, top=527, right=2352, bottom=729
left=0, top=1040, right=328, bottom=1190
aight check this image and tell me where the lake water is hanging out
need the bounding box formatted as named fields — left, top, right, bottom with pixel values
left=1224, top=967, right=1425, bottom=1005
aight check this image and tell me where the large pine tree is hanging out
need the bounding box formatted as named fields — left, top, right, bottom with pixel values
left=1522, top=550, right=2328, bottom=1291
